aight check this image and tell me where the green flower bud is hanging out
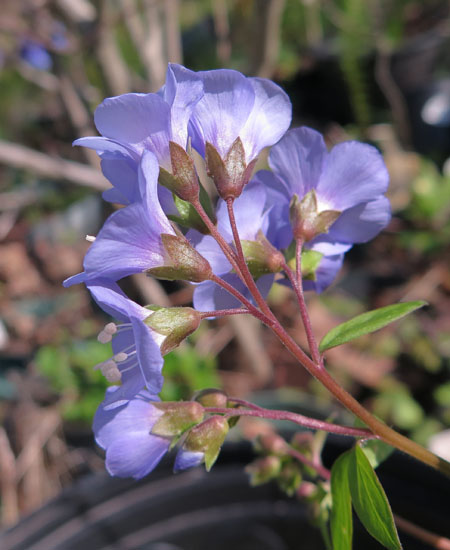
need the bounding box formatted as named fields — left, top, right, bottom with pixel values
left=205, top=138, right=257, bottom=200
left=278, top=461, right=302, bottom=496
left=241, top=230, right=285, bottom=278
left=246, top=455, right=282, bottom=486
left=145, top=306, right=202, bottom=355
left=152, top=401, right=205, bottom=437
left=148, top=233, right=213, bottom=282
left=289, top=190, right=341, bottom=242
left=254, top=433, right=288, bottom=456
left=193, top=388, right=228, bottom=408
left=183, top=416, right=229, bottom=471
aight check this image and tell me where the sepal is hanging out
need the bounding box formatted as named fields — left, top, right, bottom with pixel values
left=151, top=401, right=205, bottom=437
left=246, top=456, right=282, bottom=486
left=193, top=388, right=228, bottom=408
left=289, top=190, right=341, bottom=242
left=205, top=138, right=256, bottom=200
left=148, top=233, right=213, bottom=282
left=145, top=306, right=202, bottom=355
left=241, top=230, right=285, bottom=278
left=182, top=416, right=229, bottom=471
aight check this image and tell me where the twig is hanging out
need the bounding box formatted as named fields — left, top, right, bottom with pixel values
left=212, top=0, right=231, bottom=66
left=249, top=0, right=286, bottom=78
left=97, top=0, right=132, bottom=95
left=164, top=0, right=182, bottom=63
left=0, top=140, right=107, bottom=190
left=0, top=427, right=19, bottom=526
left=394, top=515, right=450, bottom=550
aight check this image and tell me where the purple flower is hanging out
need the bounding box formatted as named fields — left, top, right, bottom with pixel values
left=74, top=64, right=203, bottom=206
left=189, top=69, right=292, bottom=164
left=93, top=389, right=170, bottom=479
left=20, top=40, right=52, bottom=71
left=253, top=127, right=391, bottom=291
left=63, top=152, right=176, bottom=287
left=192, top=182, right=276, bottom=311
left=88, top=280, right=165, bottom=408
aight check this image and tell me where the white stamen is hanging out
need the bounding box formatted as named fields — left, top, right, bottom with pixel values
left=97, top=330, right=112, bottom=344
left=104, top=322, right=117, bottom=335
left=102, top=362, right=122, bottom=382
left=86, top=235, right=96, bottom=242
left=114, top=352, right=129, bottom=363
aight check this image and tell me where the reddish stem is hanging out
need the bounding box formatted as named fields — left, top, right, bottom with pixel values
left=287, top=446, right=331, bottom=481
left=191, top=197, right=242, bottom=277
left=209, top=273, right=271, bottom=326
left=200, top=308, right=250, bottom=319
left=225, top=198, right=274, bottom=318
left=282, top=255, right=321, bottom=366
left=204, top=406, right=374, bottom=438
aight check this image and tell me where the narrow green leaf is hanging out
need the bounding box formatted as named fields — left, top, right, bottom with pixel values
left=353, top=420, right=395, bottom=469
left=319, top=301, right=427, bottom=352
left=349, top=445, right=402, bottom=550
left=330, top=451, right=353, bottom=550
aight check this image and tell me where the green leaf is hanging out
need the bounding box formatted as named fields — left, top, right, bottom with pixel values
left=331, top=451, right=353, bottom=550
left=349, top=445, right=402, bottom=550
left=319, top=301, right=427, bottom=352
left=353, top=420, right=395, bottom=469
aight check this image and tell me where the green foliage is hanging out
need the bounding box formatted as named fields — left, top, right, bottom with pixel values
left=160, top=347, right=219, bottom=402
left=35, top=340, right=110, bottom=424
left=319, top=301, right=427, bottom=352
left=349, top=446, right=402, bottom=549
left=330, top=451, right=353, bottom=550
left=330, top=445, right=402, bottom=550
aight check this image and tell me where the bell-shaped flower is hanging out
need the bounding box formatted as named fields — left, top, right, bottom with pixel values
left=93, top=389, right=171, bottom=479
left=253, top=127, right=391, bottom=292
left=88, top=280, right=202, bottom=409
left=88, top=280, right=165, bottom=408
left=192, top=181, right=283, bottom=311
left=63, top=152, right=211, bottom=287
left=188, top=69, right=291, bottom=199
left=74, top=64, right=203, bottom=206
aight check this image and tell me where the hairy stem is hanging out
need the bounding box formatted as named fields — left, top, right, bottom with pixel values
left=282, top=243, right=321, bottom=365
left=204, top=406, right=374, bottom=438
left=200, top=308, right=250, bottom=319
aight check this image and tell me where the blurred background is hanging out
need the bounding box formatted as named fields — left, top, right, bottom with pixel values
left=0, top=0, right=450, bottom=531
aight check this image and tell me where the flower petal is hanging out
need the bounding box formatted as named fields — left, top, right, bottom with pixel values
left=174, top=449, right=204, bottom=472
left=216, top=181, right=267, bottom=240
left=162, top=63, right=204, bottom=148
left=328, top=195, right=391, bottom=243
left=268, top=127, right=327, bottom=197
left=240, top=77, right=292, bottom=162
left=316, top=142, right=389, bottom=210
left=189, top=69, right=255, bottom=158
left=94, top=93, right=172, bottom=166
left=93, top=392, right=169, bottom=479
left=304, top=254, right=344, bottom=293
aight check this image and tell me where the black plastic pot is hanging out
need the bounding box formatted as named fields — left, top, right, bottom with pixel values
left=1, top=439, right=450, bottom=550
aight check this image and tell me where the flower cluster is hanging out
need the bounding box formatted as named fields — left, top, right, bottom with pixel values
left=65, top=64, right=390, bottom=479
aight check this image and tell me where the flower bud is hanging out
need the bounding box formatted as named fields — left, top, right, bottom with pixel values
left=241, top=230, right=285, bottom=278
left=148, top=234, right=213, bottom=282
left=182, top=416, right=229, bottom=471
left=246, top=455, right=281, bottom=486
left=254, top=433, right=288, bottom=456
left=159, top=141, right=199, bottom=203
left=193, top=388, right=228, bottom=408
left=145, top=306, right=202, bottom=355
left=205, top=138, right=256, bottom=200
left=289, top=190, right=341, bottom=242
left=152, top=401, right=205, bottom=437
left=278, top=461, right=302, bottom=496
